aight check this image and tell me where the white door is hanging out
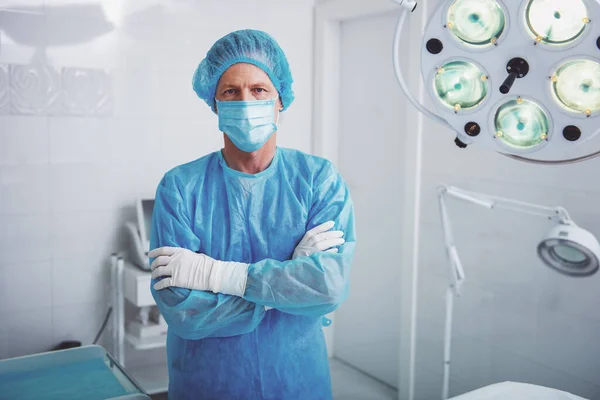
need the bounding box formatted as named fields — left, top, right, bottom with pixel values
left=334, top=10, right=412, bottom=389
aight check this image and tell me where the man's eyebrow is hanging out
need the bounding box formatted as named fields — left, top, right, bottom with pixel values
left=218, top=81, right=237, bottom=88
left=218, top=81, right=272, bottom=88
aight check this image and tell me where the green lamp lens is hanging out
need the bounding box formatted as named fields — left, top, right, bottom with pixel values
left=434, top=61, right=488, bottom=110
left=553, top=59, right=600, bottom=114
left=526, top=0, right=588, bottom=45
left=447, top=0, right=506, bottom=46
left=494, top=99, right=549, bottom=150
left=553, top=244, right=588, bottom=264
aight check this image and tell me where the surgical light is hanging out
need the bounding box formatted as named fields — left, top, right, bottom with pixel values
left=437, top=185, right=600, bottom=399
left=392, top=0, right=600, bottom=164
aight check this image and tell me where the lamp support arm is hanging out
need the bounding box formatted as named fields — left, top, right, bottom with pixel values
left=440, top=185, right=572, bottom=224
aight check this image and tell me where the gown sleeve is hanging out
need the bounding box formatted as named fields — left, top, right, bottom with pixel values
left=150, top=174, right=266, bottom=340
left=242, top=165, right=356, bottom=317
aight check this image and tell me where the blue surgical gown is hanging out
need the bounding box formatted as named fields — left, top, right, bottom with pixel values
left=150, top=147, right=356, bottom=400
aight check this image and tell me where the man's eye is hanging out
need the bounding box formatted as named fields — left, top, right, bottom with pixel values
left=253, top=88, right=266, bottom=93
left=224, top=89, right=236, bottom=95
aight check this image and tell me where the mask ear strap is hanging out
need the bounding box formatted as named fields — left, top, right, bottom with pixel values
left=273, top=95, right=281, bottom=126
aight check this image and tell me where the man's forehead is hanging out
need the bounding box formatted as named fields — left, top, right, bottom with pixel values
left=218, top=63, right=274, bottom=87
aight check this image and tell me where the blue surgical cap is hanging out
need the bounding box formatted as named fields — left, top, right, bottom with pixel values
left=192, top=29, right=295, bottom=112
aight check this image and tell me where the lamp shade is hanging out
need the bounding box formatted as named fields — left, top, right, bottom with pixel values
left=538, top=222, right=600, bottom=277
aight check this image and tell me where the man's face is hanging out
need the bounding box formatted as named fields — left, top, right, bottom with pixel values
left=215, top=63, right=283, bottom=115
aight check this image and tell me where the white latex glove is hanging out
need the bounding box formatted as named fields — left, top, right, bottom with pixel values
left=149, top=247, right=249, bottom=297
left=292, top=221, right=345, bottom=259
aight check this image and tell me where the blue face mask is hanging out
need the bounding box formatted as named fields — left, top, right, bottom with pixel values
left=216, top=97, right=279, bottom=153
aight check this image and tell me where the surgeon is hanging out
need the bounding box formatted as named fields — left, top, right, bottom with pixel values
left=149, top=29, right=356, bottom=400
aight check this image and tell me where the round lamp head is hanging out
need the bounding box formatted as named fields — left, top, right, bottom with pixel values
left=447, top=0, right=506, bottom=47
left=494, top=98, right=550, bottom=150
left=537, top=223, right=600, bottom=277
left=552, top=59, right=600, bottom=114
left=525, top=0, right=589, bottom=45
left=434, top=61, right=489, bottom=110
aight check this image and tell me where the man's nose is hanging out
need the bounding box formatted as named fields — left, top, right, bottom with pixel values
left=240, top=89, right=253, bottom=101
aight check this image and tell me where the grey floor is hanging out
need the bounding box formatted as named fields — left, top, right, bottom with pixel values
left=151, top=358, right=396, bottom=400
left=330, top=358, right=397, bottom=400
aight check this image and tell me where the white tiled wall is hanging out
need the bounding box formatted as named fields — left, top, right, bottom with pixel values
left=0, top=0, right=315, bottom=359
left=414, top=112, right=600, bottom=399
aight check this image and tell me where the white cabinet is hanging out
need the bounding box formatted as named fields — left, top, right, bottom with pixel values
left=110, top=255, right=169, bottom=395
left=123, top=263, right=155, bottom=308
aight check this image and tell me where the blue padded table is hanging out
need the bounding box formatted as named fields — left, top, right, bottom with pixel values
left=0, top=345, right=150, bottom=400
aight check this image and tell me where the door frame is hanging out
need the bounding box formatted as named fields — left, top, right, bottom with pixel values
left=313, top=1, right=429, bottom=399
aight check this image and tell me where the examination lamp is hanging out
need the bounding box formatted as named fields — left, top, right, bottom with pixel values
left=392, top=0, right=600, bottom=165
left=438, top=185, right=600, bottom=399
